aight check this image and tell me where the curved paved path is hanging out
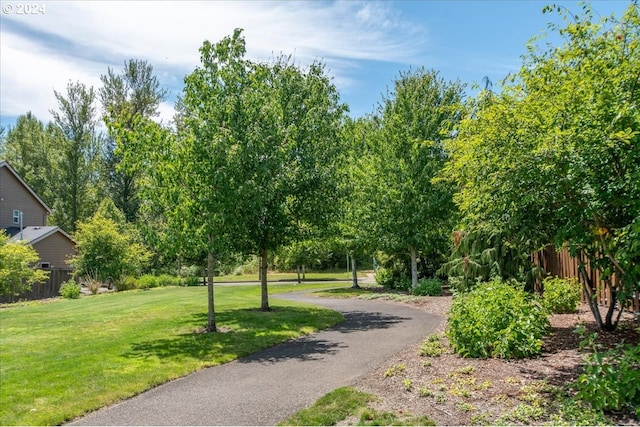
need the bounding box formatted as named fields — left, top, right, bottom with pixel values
left=71, top=292, right=442, bottom=426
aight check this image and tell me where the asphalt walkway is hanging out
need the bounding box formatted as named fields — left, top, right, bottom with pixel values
left=70, top=292, right=442, bottom=426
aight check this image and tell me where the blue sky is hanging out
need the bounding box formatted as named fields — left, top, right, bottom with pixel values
left=0, top=1, right=632, bottom=130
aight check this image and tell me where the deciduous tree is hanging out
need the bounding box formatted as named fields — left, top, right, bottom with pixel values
left=444, top=3, right=640, bottom=330
left=0, top=230, right=49, bottom=301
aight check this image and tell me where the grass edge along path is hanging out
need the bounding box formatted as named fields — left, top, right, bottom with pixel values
left=279, top=386, right=436, bottom=426
left=0, top=284, right=345, bottom=426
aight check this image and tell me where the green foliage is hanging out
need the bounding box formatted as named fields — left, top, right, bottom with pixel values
left=100, top=59, right=167, bottom=222
left=447, top=280, right=550, bottom=359
left=542, top=276, right=581, bottom=314
left=374, top=267, right=395, bottom=288
left=59, top=280, right=81, bottom=299
left=438, top=229, right=542, bottom=293
left=72, top=212, right=151, bottom=285
left=574, top=327, right=640, bottom=417
left=413, top=278, right=442, bottom=296
left=419, top=334, right=447, bottom=357
left=136, top=275, right=160, bottom=290
left=443, top=3, right=640, bottom=330
left=50, top=80, right=104, bottom=232
left=0, top=231, right=49, bottom=301
left=357, top=69, right=463, bottom=289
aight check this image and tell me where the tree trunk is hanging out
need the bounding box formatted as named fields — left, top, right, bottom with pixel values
left=206, top=235, right=217, bottom=332
left=260, top=247, right=270, bottom=311
left=297, top=265, right=301, bottom=284
left=351, top=253, right=359, bottom=289
left=302, top=265, right=306, bottom=280
left=579, top=262, right=604, bottom=330
left=410, top=246, right=418, bottom=291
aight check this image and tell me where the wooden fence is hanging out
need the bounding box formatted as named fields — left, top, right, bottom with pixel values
left=1, top=268, right=74, bottom=303
left=533, top=245, right=639, bottom=313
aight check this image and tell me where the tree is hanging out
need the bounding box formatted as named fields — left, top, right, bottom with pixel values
left=50, top=81, right=104, bottom=232
left=337, top=116, right=381, bottom=288
left=364, top=68, right=463, bottom=290
left=100, top=59, right=167, bottom=222
left=171, top=29, right=252, bottom=331
left=72, top=210, right=151, bottom=286
left=444, top=3, right=640, bottom=330
left=0, top=230, right=49, bottom=301
left=234, top=54, right=347, bottom=310
left=2, top=113, right=59, bottom=206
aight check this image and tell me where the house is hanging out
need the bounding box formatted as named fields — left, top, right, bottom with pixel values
left=0, top=160, right=76, bottom=269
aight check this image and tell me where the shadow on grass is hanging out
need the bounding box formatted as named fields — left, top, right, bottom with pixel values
left=122, top=306, right=408, bottom=364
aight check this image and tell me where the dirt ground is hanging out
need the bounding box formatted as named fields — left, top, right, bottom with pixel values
left=346, top=294, right=639, bottom=426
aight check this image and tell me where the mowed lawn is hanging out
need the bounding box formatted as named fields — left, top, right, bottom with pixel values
left=0, top=284, right=345, bottom=426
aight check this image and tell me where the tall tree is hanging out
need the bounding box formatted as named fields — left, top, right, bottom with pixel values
left=236, top=54, right=347, bottom=310
left=2, top=113, right=59, bottom=206
left=444, top=3, right=640, bottom=330
left=100, top=59, right=167, bottom=222
left=171, top=29, right=251, bottom=331
left=337, top=115, right=381, bottom=288
left=365, top=68, right=463, bottom=290
left=50, top=81, right=103, bottom=232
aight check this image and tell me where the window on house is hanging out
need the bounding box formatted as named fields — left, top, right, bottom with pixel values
left=40, top=262, right=51, bottom=269
left=12, top=210, right=20, bottom=224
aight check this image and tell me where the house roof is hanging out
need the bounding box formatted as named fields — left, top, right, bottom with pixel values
left=8, top=226, right=75, bottom=245
left=0, top=160, right=52, bottom=213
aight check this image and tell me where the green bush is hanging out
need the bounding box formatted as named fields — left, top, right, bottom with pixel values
left=413, top=278, right=442, bottom=296
left=542, top=276, right=581, bottom=314
left=137, top=275, right=159, bottom=290
left=157, top=274, right=180, bottom=286
left=116, top=276, right=138, bottom=292
left=184, top=275, right=201, bottom=286
left=574, top=327, right=640, bottom=418
left=375, top=267, right=395, bottom=288
left=59, top=280, right=81, bottom=299
left=447, top=280, right=550, bottom=359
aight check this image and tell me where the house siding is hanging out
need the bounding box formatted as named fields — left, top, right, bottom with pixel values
left=32, top=232, right=76, bottom=269
left=0, top=166, right=48, bottom=229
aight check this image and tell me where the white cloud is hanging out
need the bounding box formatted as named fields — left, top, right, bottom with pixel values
left=1, top=0, right=425, bottom=126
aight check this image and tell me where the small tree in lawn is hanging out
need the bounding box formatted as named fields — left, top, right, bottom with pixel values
left=0, top=231, right=49, bottom=302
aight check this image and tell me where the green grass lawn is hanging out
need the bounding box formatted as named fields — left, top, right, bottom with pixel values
left=0, top=283, right=345, bottom=426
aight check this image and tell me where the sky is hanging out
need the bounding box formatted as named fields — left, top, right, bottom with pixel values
left=0, top=0, right=632, bottom=130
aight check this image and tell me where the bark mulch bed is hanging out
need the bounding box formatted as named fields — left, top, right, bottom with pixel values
left=346, top=294, right=639, bottom=426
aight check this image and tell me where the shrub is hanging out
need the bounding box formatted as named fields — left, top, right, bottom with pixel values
left=542, top=276, right=581, bottom=314
left=413, top=278, right=442, bottom=296
left=447, top=280, right=550, bottom=359
left=375, top=267, right=395, bottom=288
left=137, top=275, right=159, bottom=290
left=184, top=275, right=201, bottom=287
left=59, top=280, right=81, bottom=299
left=157, top=274, right=180, bottom=286
left=574, top=326, right=640, bottom=418
left=84, top=274, right=102, bottom=295
left=116, top=276, right=138, bottom=292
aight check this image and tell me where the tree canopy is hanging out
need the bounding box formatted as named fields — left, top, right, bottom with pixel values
left=444, top=3, right=640, bottom=330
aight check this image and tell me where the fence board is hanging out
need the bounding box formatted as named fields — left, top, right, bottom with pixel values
left=535, top=246, right=639, bottom=313
left=1, top=268, right=73, bottom=303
